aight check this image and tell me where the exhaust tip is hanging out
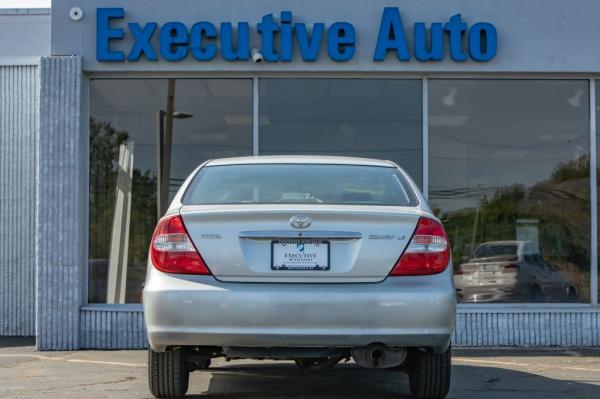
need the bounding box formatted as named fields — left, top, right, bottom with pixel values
left=352, top=343, right=407, bottom=369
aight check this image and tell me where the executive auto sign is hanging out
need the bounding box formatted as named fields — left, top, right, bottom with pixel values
left=96, top=7, right=497, bottom=63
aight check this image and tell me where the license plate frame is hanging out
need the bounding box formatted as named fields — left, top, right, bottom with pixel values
left=271, top=239, right=330, bottom=271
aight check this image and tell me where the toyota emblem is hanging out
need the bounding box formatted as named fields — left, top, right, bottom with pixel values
left=290, top=215, right=311, bottom=229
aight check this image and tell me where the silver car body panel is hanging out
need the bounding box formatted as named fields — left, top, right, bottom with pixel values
left=144, top=156, right=455, bottom=353
left=144, top=267, right=455, bottom=352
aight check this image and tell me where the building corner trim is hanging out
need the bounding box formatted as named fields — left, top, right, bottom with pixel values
left=36, top=55, right=83, bottom=350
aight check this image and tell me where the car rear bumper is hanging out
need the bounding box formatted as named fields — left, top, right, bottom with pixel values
left=143, top=266, right=456, bottom=353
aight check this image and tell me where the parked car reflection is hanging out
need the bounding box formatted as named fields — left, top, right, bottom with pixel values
left=454, top=241, right=578, bottom=303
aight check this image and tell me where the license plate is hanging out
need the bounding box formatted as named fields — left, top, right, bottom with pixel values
left=271, top=240, right=330, bottom=271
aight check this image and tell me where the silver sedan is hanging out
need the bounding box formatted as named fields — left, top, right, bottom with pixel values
left=143, top=156, right=455, bottom=399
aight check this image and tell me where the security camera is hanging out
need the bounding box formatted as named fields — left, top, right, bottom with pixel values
left=251, top=48, right=264, bottom=63
left=69, top=7, right=83, bottom=21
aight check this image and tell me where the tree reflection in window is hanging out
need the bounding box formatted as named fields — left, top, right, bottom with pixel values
left=88, top=118, right=157, bottom=303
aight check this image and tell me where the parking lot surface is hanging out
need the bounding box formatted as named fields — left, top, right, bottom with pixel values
left=1, top=338, right=600, bottom=398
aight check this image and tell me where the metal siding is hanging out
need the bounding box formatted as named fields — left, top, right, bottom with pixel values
left=454, top=310, right=600, bottom=347
left=80, top=309, right=147, bottom=349
left=76, top=308, right=600, bottom=349
left=0, top=64, right=39, bottom=337
left=36, top=56, right=82, bottom=350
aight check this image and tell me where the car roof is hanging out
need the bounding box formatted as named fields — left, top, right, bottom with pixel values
left=205, top=155, right=397, bottom=167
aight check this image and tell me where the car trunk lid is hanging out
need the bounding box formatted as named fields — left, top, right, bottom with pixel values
left=180, top=204, right=421, bottom=283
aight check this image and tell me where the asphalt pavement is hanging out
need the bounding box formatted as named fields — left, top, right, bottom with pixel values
left=1, top=337, right=599, bottom=398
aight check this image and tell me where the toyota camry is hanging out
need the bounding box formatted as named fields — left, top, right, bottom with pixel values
left=143, top=155, right=455, bottom=399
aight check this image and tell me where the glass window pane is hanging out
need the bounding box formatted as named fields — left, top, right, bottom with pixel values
left=259, top=79, right=423, bottom=186
left=183, top=164, right=418, bottom=206
left=88, top=79, right=252, bottom=303
left=168, top=79, right=254, bottom=199
left=429, top=79, right=590, bottom=303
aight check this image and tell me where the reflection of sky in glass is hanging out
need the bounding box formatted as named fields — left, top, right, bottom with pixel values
left=90, top=79, right=253, bottom=198
left=259, top=79, right=423, bottom=188
left=429, top=80, right=589, bottom=212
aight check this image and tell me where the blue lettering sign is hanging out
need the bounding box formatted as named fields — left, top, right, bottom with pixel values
left=128, top=22, right=157, bottom=61
left=280, top=11, right=293, bottom=62
left=373, top=8, right=410, bottom=61
left=327, top=22, right=355, bottom=62
left=257, top=14, right=279, bottom=62
left=414, top=22, right=443, bottom=61
left=221, top=22, right=250, bottom=61
left=95, top=7, right=497, bottom=63
left=96, top=8, right=125, bottom=62
left=160, top=22, right=189, bottom=62
left=373, top=9, right=497, bottom=63
left=190, top=22, right=217, bottom=61
left=445, top=14, right=468, bottom=62
left=295, top=22, right=324, bottom=62
left=469, top=22, right=497, bottom=61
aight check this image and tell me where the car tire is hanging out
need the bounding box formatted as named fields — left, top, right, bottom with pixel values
left=408, top=346, right=451, bottom=399
left=148, top=348, right=189, bottom=398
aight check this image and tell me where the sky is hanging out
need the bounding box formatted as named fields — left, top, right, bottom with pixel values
left=0, top=0, right=50, bottom=7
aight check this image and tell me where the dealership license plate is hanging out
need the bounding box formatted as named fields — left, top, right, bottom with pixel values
left=271, top=240, right=330, bottom=271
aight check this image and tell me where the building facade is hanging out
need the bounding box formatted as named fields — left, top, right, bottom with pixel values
left=0, top=7, right=49, bottom=338
left=2, top=0, right=600, bottom=350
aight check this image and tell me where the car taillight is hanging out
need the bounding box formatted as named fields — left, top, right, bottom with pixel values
left=389, top=217, right=450, bottom=276
left=502, top=264, right=520, bottom=273
left=150, top=214, right=211, bottom=275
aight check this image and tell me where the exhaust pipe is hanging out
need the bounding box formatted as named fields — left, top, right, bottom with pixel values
left=351, top=343, right=407, bottom=369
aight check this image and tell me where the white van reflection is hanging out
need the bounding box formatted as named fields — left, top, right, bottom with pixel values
left=454, top=240, right=577, bottom=303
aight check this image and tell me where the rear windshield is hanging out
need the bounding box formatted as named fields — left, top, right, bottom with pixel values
left=474, top=244, right=518, bottom=258
left=183, top=164, right=418, bottom=206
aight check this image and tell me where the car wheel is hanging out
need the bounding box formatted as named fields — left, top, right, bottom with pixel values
left=148, top=348, right=189, bottom=398
left=294, top=356, right=343, bottom=371
left=408, top=346, right=451, bottom=399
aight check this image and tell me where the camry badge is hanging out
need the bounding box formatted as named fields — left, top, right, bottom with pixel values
left=290, top=215, right=311, bottom=229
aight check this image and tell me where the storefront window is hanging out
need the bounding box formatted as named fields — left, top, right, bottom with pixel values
left=429, top=79, right=590, bottom=303
left=88, top=79, right=252, bottom=303
left=259, top=79, right=423, bottom=186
